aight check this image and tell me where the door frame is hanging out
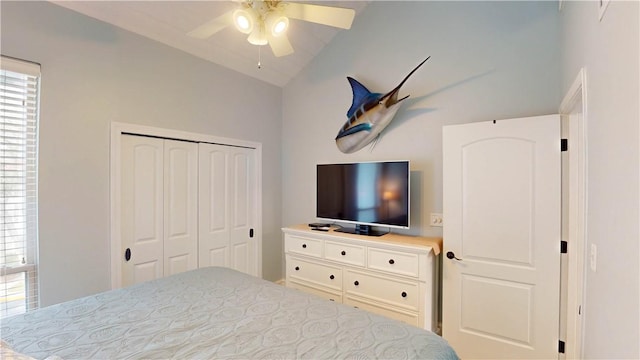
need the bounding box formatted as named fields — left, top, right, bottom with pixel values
left=559, top=68, right=588, bottom=359
left=109, top=122, right=263, bottom=289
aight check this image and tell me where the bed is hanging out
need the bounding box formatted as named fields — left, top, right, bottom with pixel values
left=1, top=267, right=458, bottom=359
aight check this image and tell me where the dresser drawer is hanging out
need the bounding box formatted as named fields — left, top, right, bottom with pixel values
left=288, top=257, right=342, bottom=291
left=345, top=296, right=419, bottom=327
left=325, top=241, right=365, bottom=266
left=289, top=282, right=343, bottom=303
left=344, top=270, right=420, bottom=311
left=286, top=235, right=323, bottom=258
left=368, top=248, right=420, bottom=278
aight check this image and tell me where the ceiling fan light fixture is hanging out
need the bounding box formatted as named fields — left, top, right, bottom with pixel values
left=187, top=0, right=357, bottom=59
left=265, top=12, right=289, bottom=37
left=233, top=8, right=255, bottom=34
left=247, top=25, right=268, bottom=46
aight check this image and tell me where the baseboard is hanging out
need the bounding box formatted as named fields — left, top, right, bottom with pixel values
left=274, top=278, right=285, bottom=286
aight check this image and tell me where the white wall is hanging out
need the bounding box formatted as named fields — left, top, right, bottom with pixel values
left=282, top=2, right=560, bottom=237
left=0, top=1, right=283, bottom=306
left=560, top=1, right=640, bottom=358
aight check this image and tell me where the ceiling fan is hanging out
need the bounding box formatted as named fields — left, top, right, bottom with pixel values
left=187, top=1, right=356, bottom=57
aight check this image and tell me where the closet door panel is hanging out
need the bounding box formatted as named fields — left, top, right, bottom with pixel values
left=199, top=143, right=256, bottom=275
left=232, top=243, right=249, bottom=274
left=232, top=153, right=249, bottom=227
left=207, top=248, right=228, bottom=268
left=198, top=144, right=230, bottom=268
left=164, top=140, right=198, bottom=276
left=229, top=148, right=257, bottom=276
left=121, top=135, right=164, bottom=287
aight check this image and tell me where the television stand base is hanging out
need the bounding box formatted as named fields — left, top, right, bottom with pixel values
left=334, top=224, right=386, bottom=237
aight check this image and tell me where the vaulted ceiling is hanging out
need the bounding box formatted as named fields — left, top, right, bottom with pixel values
left=51, top=1, right=369, bottom=87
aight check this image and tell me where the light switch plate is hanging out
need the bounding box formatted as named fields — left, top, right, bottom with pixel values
left=430, top=213, right=443, bottom=227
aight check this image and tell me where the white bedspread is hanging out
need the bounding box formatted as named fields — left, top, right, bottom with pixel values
left=1, top=267, right=458, bottom=359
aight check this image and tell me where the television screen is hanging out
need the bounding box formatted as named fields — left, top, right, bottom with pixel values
left=316, top=161, right=410, bottom=231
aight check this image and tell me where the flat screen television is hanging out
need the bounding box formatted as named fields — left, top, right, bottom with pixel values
left=316, top=160, right=409, bottom=236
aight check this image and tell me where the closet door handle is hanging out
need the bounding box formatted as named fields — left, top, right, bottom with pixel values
left=124, top=248, right=131, bottom=262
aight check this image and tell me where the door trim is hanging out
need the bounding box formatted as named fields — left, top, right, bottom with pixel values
left=110, top=122, right=263, bottom=289
left=559, top=68, right=588, bottom=359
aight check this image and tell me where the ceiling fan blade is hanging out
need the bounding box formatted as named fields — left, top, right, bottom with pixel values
left=268, top=33, right=294, bottom=57
left=187, top=11, right=233, bottom=39
left=282, top=2, right=355, bottom=29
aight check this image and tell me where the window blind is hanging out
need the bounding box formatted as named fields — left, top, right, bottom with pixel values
left=0, top=56, right=40, bottom=318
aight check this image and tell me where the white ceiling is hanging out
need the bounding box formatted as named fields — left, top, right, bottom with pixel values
left=50, top=1, right=369, bottom=87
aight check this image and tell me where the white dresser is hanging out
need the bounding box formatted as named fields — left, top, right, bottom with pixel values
left=283, top=224, right=442, bottom=332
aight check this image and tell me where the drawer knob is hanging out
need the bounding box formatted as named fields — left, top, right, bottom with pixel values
left=329, top=275, right=335, bottom=280
left=354, top=280, right=359, bottom=286
left=388, top=259, right=395, bottom=265
left=302, top=244, right=307, bottom=248
left=341, top=251, right=346, bottom=256
left=295, top=266, right=300, bottom=271
left=401, top=291, right=407, bottom=298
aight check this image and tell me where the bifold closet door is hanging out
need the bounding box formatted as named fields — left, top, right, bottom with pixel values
left=120, top=135, right=198, bottom=287
left=163, top=139, right=198, bottom=277
left=198, top=143, right=257, bottom=276
left=121, top=135, right=164, bottom=286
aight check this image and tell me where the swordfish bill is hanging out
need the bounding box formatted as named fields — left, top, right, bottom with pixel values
left=335, top=56, right=431, bottom=154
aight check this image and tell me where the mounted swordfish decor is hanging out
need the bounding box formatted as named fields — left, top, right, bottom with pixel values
left=335, top=57, right=431, bottom=154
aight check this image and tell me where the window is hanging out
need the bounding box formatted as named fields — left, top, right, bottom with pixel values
left=0, top=56, right=40, bottom=318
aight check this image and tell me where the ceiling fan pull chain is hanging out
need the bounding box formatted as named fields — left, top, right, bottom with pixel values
left=257, top=46, right=262, bottom=69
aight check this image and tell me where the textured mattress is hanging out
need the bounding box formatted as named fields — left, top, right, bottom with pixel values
left=1, top=267, right=458, bottom=359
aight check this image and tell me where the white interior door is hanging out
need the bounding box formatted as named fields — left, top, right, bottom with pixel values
left=228, top=147, right=256, bottom=276
left=121, top=136, right=198, bottom=286
left=163, top=139, right=198, bottom=276
left=199, top=143, right=257, bottom=276
left=442, top=115, right=561, bottom=359
left=121, top=135, right=164, bottom=286
left=198, top=143, right=230, bottom=268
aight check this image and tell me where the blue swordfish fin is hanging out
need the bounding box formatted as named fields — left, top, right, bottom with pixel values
left=335, top=123, right=372, bottom=140
left=346, top=77, right=379, bottom=118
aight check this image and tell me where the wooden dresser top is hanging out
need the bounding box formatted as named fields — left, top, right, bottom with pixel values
left=283, top=224, right=442, bottom=255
